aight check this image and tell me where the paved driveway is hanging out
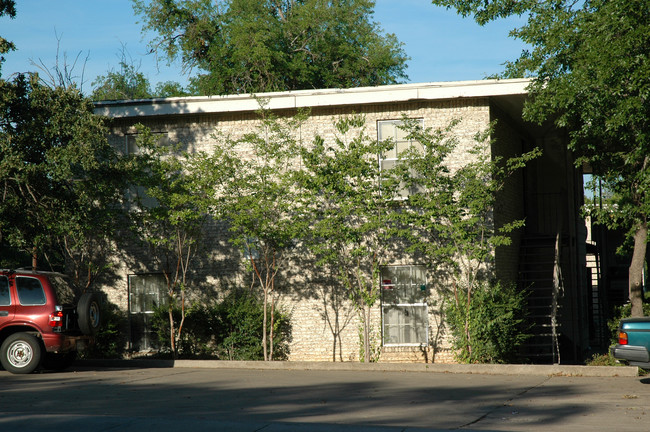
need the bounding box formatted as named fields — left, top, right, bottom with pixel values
left=1, top=365, right=649, bottom=431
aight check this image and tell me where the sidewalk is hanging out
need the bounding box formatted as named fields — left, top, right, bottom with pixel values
left=80, top=358, right=641, bottom=377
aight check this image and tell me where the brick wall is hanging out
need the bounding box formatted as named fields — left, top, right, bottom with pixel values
left=100, top=96, right=510, bottom=363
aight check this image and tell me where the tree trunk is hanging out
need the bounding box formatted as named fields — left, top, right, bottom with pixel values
left=363, top=306, right=371, bottom=362
left=168, top=306, right=177, bottom=358
left=262, top=288, right=268, bottom=361
left=629, top=220, right=648, bottom=317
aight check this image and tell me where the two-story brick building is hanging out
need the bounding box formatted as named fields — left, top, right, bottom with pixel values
left=95, top=78, right=594, bottom=364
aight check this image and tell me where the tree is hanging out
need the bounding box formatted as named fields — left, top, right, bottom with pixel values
left=297, top=114, right=395, bottom=362
left=92, top=47, right=190, bottom=101
left=0, top=73, right=129, bottom=287
left=132, top=0, right=409, bottom=95
left=92, top=60, right=152, bottom=101
left=130, top=126, right=210, bottom=357
left=389, top=119, right=537, bottom=362
left=0, top=0, right=16, bottom=75
left=430, top=0, right=650, bottom=316
left=192, top=106, right=306, bottom=361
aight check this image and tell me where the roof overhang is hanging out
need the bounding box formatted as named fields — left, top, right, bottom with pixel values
left=93, top=78, right=533, bottom=119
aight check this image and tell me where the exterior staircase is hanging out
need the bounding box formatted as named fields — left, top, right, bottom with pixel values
left=518, top=235, right=563, bottom=363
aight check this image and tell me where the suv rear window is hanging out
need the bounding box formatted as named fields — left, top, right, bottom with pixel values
left=0, top=276, right=9, bottom=306
left=16, top=276, right=46, bottom=305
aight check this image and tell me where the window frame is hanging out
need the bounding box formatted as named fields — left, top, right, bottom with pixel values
left=15, top=276, right=47, bottom=306
left=377, top=118, right=425, bottom=198
left=380, top=265, right=428, bottom=347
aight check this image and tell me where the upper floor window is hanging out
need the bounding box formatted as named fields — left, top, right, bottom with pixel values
left=125, top=132, right=169, bottom=155
left=378, top=119, right=424, bottom=197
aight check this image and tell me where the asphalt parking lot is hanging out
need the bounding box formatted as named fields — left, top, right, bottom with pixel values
left=1, top=362, right=649, bottom=431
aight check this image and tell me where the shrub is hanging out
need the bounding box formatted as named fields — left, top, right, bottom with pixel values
left=80, top=302, right=128, bottom=359
left=445, top=280, right=529, bottom=364
left=607, top=293, right=650, bottom=345
left=151, top=289, right=291, bottom=360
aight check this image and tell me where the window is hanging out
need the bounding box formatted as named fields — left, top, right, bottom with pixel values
left=129, top=274, right=168, bottom=351
left=381, top=265, right=428, bottom=346
left=378, top=119, right=424, bottom=197
left=125, top=132, right=169, bottom=155
left=124, top=133, right=168, bottom=209
left=16, top=277, right=46, bottom=305
left=0, top=276, right=10, bottom=306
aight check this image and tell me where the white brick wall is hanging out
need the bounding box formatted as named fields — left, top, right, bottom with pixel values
left=100, top=95, right=527, bottom=364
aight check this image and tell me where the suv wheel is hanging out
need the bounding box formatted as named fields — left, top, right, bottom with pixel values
left=1, top=333, right=43, bottom=374
left=77, top=292, right=101, bottom=336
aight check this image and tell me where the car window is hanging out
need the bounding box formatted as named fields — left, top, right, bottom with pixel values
left=0, top=276, right=10, bottom=306
left=16, top=276, right=46, bottom=305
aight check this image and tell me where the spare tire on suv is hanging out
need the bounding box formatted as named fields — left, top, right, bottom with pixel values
left=77, top=292, right=101, bottom=336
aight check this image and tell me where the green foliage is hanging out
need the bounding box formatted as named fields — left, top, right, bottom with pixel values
left=607, top=293, right=650, bottom=344
left=391, top=118, right=539, bottom=287
left=0, top=0, right=16, bottom=74
left=445, top=280, right=529, bottom=364
left=80, top=302, right=129, bottom=359
left=129, top=125, right=210, bottom=356
left=297, top=114, right=394, bottom=363
left=133, top=0, right=409, bottom=95
left=213, top=289, right=291, bottom=361
left=92, top=48, right=190, bottom=101
left=151, top=289, right=291, bottom=360
left=431, top=0, right=650, bottom=316
left=586, top=352, right=620, bottom=367
left=192, top=104, right=307, bottom=360
left=92, top=60, right=152, bottom=101
left=0, top=73, right=130, bottom=284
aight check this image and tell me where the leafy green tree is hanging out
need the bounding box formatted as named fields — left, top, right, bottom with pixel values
left=0, top=73, right=129, bottom=288
left=0, top=0, right=16, bottom=75
left=130, top=126, right=210, bottom=357
left=92, top=60, right=152, bottom=101
left=191, top=106, right=305, bottom=361
left=445, top=280, right=528, bottom=363
left=132, top=0, right=408, bottom=95
left=92, top=48, right=190, bottom=101
left=387, top=119, right=538, bottom=362
left=297, top=114, right=395, bottom=362
left=431, top=0, right=650, bottom=316
left=153, top=80, right=191, bottom=98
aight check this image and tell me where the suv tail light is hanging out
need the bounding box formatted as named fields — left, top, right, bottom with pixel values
left=49, top=305, right=64, bottom=329
left=618, top=331, right=628, bottom=345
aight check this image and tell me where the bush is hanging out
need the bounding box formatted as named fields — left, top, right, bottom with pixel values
left=586, top=352, right=619, bottom=367
left=80, top=302, right=128, bottom=359
left=445, top=280, right=529, bottom=364
left=607, top=293, right=650, bottom=345
left=152, top=289, right=291, bottom=360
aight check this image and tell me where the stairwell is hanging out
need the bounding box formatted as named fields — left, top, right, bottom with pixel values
left=518, top=235, right=563, bottom=363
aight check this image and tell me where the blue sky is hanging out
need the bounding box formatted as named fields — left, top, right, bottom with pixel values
left=1, top=0, right=526, bottom=94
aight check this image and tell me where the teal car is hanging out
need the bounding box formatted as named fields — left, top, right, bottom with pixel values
left=611, top=318, right=650, bottom=369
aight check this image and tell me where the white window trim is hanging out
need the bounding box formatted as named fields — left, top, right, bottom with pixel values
left=380, top=265, right=428, bottom=347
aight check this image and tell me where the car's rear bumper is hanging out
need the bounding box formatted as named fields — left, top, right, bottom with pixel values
left=41, top=333, right=89, bottom=353
left=611, top=344, right=650, bottom=368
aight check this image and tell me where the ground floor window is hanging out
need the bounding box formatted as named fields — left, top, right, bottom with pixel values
left=381, top=265, right=428, bottom=346
left=128, top=273, right=167, bottom=351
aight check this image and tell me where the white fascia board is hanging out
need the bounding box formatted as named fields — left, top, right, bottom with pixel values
left=93, top=79, right=531, bottom=119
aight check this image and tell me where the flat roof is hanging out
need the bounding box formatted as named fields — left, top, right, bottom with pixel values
left=93, top=78, right=531, bottom=119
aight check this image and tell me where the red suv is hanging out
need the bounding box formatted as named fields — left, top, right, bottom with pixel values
left=0, top=269, right=101, bottom=374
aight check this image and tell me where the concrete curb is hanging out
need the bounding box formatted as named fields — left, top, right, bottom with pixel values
left=78, top=359, right=640, bottom=377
